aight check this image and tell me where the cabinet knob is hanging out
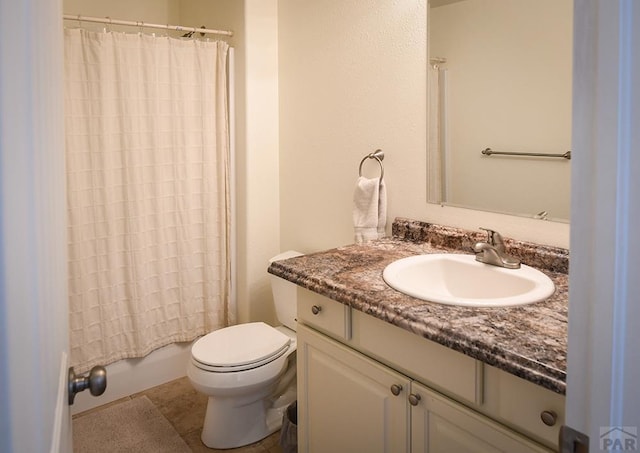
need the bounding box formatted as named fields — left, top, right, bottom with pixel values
left=390, top=384, right=403, bottom=396
left=408, top=393, right=421, bottom=406
left=311, top=305, right=322, bottom=315
left=540, top=410, right=557, bottom=426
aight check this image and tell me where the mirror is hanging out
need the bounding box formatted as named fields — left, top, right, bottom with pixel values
left=427, top=0, right=573, bottom=221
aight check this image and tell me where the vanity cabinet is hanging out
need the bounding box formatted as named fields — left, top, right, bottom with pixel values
left=296, top=288, right=563, bottom=453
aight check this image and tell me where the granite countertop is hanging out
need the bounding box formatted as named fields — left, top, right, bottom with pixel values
left=268, top=218, right=569, bottom=395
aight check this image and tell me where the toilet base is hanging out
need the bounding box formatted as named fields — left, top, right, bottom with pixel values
left=201, top=395, right=271, bottom=449
left=200, top=386, right=296, bottom=449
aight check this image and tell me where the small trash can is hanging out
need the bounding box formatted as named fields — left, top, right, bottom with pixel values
left=279, top=401, right=298, bottom=453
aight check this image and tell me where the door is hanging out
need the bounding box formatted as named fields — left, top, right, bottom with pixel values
left=0, top=0, right=71, bottom=451
left=567, top=0, right=640, bottom=445
left=297, top=324, right=409, bottom=453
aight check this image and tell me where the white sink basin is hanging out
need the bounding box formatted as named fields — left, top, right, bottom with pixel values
left=383, top=254, right=555, bottom=307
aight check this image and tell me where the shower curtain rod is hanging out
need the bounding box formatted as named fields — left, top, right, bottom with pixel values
left=63, top=14, right=233, bottom=37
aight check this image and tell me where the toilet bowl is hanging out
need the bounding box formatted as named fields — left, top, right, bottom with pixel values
left=187, top=251, right=302, bottom=449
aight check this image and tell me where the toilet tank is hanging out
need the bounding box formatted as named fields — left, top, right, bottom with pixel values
left=269, top=251, right=303, bottom=331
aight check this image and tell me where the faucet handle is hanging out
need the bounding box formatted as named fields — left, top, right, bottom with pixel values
left=479, top=227, right=495, bottom=243
left=479, top=227, right=505, bottom=249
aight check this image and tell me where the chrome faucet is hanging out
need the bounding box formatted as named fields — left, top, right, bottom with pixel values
left=473, top=228, right=521, bottom=269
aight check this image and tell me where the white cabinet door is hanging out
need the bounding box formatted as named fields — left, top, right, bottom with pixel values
left=410, top=381, right=551, bottom=453
left=297, top=324, right=409, bottom=453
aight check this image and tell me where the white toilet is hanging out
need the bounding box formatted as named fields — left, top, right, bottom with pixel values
left=187, top=251, right=302, bottom=449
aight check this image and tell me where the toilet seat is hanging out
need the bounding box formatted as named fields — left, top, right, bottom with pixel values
left=192, top=322, right=291, bottom=372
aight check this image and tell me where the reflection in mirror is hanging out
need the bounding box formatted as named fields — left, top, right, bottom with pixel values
left=427, top=0, right=572, bottom=222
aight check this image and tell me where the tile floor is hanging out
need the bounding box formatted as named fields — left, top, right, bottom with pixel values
left=72, top=376, right=284, bottom=453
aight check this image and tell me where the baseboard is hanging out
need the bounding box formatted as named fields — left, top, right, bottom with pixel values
left=71, top=341, right=193, bottom=415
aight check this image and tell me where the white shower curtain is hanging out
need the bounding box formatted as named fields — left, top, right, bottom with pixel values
left=64, top=29, right=233, bottom=373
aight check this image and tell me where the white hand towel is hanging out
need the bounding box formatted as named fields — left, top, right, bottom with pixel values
left=353, top=177, right=387, bottom=243
left=377, top=178, right=387, bottom=237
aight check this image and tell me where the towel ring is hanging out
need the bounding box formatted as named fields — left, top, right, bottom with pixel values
left=358, top=149, right=385, bottom=182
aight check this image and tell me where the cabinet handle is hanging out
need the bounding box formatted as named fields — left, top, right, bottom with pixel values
left=408, top=393, right=421, bottom=406
left=390, top=384, right=403, bottom=396
left=311, top=305, right=322, bottom=315
left=540, top=410, right=557, bottom=426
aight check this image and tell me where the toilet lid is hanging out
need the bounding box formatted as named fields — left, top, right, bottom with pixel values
left=192, top=322, right=291, bottom=369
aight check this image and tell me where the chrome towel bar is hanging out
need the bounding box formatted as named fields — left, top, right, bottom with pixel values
left=481, top=148, right=571, bottom=160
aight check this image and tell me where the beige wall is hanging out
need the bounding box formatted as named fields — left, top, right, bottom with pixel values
left=237, top=0, right=281, bottom=324
left=64, top=0, right=180, bottom=31
left=278, top=0, right=429, bottom=252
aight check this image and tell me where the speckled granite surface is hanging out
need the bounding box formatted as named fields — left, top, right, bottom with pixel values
left=269, top=218, right=569, bottom=395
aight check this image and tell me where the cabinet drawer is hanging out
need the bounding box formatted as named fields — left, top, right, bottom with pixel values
left=297, top=288, right=351, bottom=340
left=350, top=309, right=482, bottom=405
left=482, top=365, right=565, bottom=450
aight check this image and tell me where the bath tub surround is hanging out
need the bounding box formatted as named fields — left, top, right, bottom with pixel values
left=268, top=217, right=568, bottom=394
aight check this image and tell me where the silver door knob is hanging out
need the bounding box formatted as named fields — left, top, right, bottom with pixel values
left=68, top=365, right=107, bottom=405
left=311, top=305, right=322, bottom=315
left=408, top=393, right=421, bottom=406
left=390, top=384, right=403, bottom=396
